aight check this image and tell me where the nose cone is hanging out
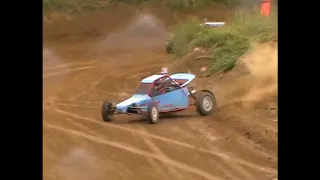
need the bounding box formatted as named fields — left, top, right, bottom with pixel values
left=116, top=94, right=151, bottom=113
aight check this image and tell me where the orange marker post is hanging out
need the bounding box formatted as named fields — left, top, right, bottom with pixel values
left=260, top=0, right=271, bottom=16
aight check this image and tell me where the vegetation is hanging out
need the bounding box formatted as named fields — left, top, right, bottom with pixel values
left=165, top=0, right=237, bottom=10
left=168, top=9, right=277, bottom=73
left=43, top=0, right=237, bottom=13
left=43, top=0, right=105, bottom=13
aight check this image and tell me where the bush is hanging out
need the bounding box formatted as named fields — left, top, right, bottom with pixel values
left=167, top=0, right=237, bottom=10
left=169, top=9, right=277, bottom=73
left=109, top=0, right=152, bottom=4
left=43, top=0, right=239, bottom=13
left=43, top=0, right=151, bottom=12
left=43, top=0, right=104, bottom=12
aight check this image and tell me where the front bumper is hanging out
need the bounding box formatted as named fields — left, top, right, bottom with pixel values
left=116, top=105, right=147, bottom=114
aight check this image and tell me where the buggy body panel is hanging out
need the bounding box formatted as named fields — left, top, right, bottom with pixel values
left=116, top=94, right=151, bottom=113
left=151, top=86, right=189, bottom=112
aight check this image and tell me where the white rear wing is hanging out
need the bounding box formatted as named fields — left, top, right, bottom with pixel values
left=170, top=73, right=196, bottom=87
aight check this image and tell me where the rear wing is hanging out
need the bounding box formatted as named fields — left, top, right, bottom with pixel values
left=155, top=68, right=196, bottom=87
left=170, top=73, right=195, bottom=87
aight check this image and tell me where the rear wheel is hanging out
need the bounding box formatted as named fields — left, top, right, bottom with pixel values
left=147, top=104, right=159, bottom=124
left=196, top=92, right=216, bottom=116
left=102, top=101, right=113, bottom=122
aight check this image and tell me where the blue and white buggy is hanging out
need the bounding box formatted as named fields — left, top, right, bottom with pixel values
left=101, top=68, right=216, bottom=124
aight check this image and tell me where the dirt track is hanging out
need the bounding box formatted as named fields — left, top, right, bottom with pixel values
left=43, top=9, right=277, bottom=180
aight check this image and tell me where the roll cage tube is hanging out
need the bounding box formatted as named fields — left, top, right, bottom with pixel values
left=135, top=75, right=190, bottom=96
left=147, top=75, right=182, bottom=95
left=150, top=75, right=189, bottom=103
left=134, top=75, right=191, bottom=112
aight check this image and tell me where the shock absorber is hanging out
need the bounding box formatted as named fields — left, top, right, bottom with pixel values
left=188, top=87, right=197, bottom=100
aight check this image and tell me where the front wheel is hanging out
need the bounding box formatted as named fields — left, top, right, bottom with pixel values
left=101, top=101, right=113, bottom=122
left=196, top=92, right=216, bottom=116
left=147, top=104, right=159, bottom=124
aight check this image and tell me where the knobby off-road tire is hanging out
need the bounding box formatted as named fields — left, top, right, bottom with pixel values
left=101, top=101, right=113, bottom=122
left=147, top=104, right=159, bottom=124
left=196, top=92, right=216, bottom=116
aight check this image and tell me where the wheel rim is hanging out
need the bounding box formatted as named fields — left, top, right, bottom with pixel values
left=202, top=96, right=212, bottom=111
left=152, top=106, right=158, bottom=122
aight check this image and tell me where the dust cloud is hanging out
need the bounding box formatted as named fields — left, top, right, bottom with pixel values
left=54, top=148, right=102, bottom=180
left=240, top=42, right=278, bottom=101
left=43, top=48, right=60, bottom=63
left=98, top=13, right=168, bottom=52
left=217, top=42, right=278, bottom=107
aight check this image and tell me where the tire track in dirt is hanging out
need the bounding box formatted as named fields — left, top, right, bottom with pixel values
left=91, top=88, right=131, bottom=98
left=44, top=62, right=114, bottom=101
left=44, top=99, right=102, bottom=105
left=137, top=127, right=186, bottom=180
left=236, top=136, right=277, bottom=160
left=44, top=101, right=98, bottom=109
left=61, top=57, right=160, bottom=101
left=144, top=158, right=172, bottom=180
left=68, top=74, right=111, bottom=100
left=65, top=117, right=99, bottom=135
left=209, top=104, right=277, bottom=160
left=186, top=121, right=256, bottom=180
left=130, top=128, right=172, bottom=180
left=43, top=70, right=87, bottom=99
left=44, top=122, right=224, bottom=180
left=49, top=107, right=277, bottom=175
left=214, top=163, right=241, bottom=180
left=44, top=51, right=166, bottom=103
left=46, top=102, right=183, bottom=179
left=43, top=66, right=98, bottom=79
left=43, top=60, right=98, bottom=71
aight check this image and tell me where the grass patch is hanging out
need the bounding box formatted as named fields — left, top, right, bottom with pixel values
left=43, top=0, right=238, bottom=13
left=168, top=8, right=277, bottom=73
left=43, top=0, right=107, bottom=13
left=166, top=0, right=237, bottom=10
left=109, top=0, right=153, bottom=4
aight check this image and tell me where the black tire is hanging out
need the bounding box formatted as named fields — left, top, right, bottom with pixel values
left=195, top=92, right=216, bottom=116
left=101, top=101, right=113, bottom=122
left=147, top=104, right=159, bottom=124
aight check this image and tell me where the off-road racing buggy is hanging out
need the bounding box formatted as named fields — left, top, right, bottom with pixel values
left=166, top=22, right=225, bottom=54
left=101, top=68, right=216, bottom=124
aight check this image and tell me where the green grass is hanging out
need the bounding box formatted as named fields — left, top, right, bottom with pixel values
left=166, top=0, right=237, bottom=10
left=168, top=8, right=277, bottom=73
left=43, top=0, right=238, bottom=13
left=109, top=0, right=152, bottom=3
left=43, top=0, right=106, bottom=13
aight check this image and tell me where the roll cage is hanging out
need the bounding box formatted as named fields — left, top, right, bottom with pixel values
left=135, top=75, right=184, bottom=97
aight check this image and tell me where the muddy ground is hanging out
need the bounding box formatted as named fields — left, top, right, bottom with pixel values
left=43, top=6, right=278, bottom=180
